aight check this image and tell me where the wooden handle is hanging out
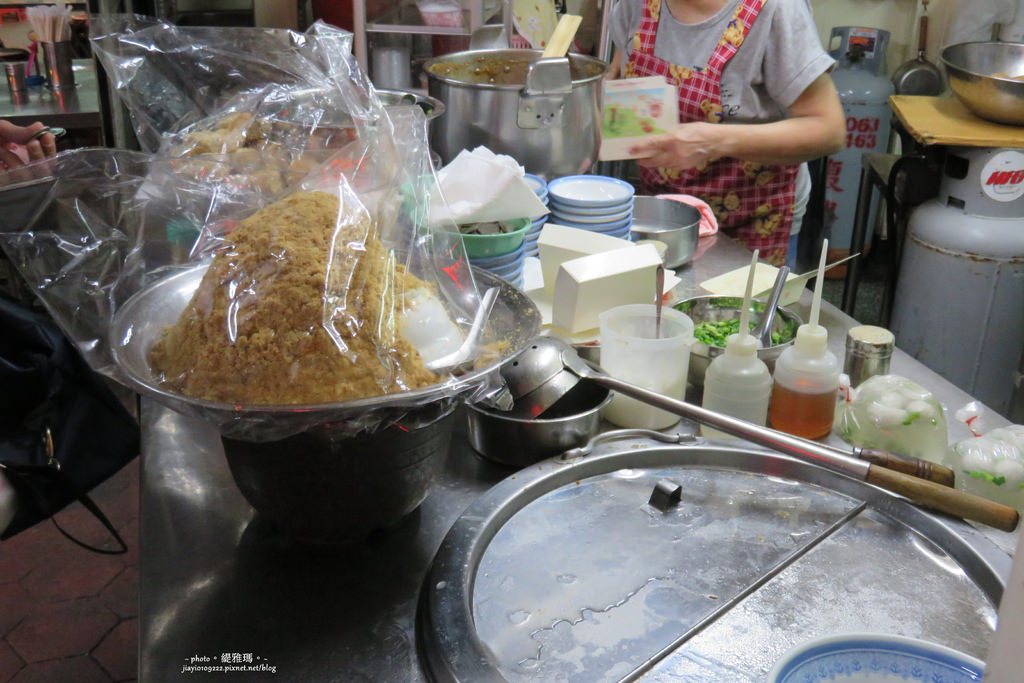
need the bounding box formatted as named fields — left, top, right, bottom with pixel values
left=866, top=465, right=1020, bottom=532
left=542, top=14, right=582, bottom=59
left=857, top=448, right=955, bottom=488
left=918, top=15, right=929, bottom=54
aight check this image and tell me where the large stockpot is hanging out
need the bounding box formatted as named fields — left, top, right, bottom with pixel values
left=424, top=49, right=607, bottom=178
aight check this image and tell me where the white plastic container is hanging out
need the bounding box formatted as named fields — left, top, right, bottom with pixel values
left=768, top=324, right=841, bottom=439
left=701, top=333, right=772, bottom=438
left=599, top=304, right=694, bottom=430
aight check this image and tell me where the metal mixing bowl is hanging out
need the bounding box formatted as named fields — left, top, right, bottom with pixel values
left=110, top=264, right=541, bottom=543
left=673, top=295, right=802, bottom=388
left=465, top=383, right=611, bottom=467
left=941, top=41, right=1024, bottom=126
left=629, top=196, right=701, bottom=268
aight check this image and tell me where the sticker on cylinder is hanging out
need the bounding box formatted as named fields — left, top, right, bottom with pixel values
left=981, top=150, right=1024, bottom=202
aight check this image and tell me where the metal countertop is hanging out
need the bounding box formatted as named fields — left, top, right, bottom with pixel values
left=138, top=235, right=1014, bottom=682
left=0, top=59, right=101, bottom=131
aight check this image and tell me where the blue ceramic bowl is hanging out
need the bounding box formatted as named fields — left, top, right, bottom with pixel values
left=547, top=175, right=635, bottom=208
left=468, top=240, right=525, bottom=269
left=769, top=634, right=984, bottom=683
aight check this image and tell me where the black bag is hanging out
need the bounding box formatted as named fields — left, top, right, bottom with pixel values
left=0, top=297, right=139, bottom=552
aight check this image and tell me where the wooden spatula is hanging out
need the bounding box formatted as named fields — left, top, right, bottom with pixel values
left=542, top=14, right=582, bottom=59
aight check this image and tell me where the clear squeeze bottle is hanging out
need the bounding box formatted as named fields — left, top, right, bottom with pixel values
left=768, top=239, right=840, bottom=439
left=701, top=331, right=772, bottom=438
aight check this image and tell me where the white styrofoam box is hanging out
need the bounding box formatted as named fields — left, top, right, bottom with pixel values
left=537, top=223, right=634, bottom=292
left=552, top=243, right=662, bottom=334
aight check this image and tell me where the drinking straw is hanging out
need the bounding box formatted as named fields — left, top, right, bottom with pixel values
left=809, top=238, right=829, bottom=329
left=737, top=249, right=759, bottom=339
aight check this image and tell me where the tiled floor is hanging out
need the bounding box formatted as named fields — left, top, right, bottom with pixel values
left=0, top=458, right=140, bottom=683
left=0, top=238, right=889, bottom=683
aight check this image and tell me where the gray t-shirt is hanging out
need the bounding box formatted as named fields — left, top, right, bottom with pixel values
left=609, top=0, right=834, bottom=124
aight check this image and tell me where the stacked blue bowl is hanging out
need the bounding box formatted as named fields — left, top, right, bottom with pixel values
left=546, top=175, right=636, bottom=240
left=468, top=240, right=525, bottom=289
left=523, top=173, right=549, bottom=258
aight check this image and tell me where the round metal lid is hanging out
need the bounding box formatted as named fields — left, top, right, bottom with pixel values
left=417, top=432, right=1009, bottom=682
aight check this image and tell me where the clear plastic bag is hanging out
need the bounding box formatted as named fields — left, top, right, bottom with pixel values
left=0, top=20, right=519, bottom=440
left=834, top=374, right=949, bottom=463
left=947, top=402, right=1024, bottom=511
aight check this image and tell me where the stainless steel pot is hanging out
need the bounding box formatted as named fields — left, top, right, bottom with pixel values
left=424, top=49, right=607, bottom=178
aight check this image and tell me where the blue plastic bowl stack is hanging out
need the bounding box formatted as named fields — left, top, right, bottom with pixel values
left=546, top=175, right=636, bottom=240
left=468, top=240, right=526, bottom=289
left=523, top=173, right=549, bottom=258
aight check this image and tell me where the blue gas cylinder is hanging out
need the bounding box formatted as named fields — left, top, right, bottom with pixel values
left=825, top=27, right=895, bottom=260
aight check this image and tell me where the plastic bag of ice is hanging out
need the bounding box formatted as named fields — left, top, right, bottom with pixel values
left=949, top=404, right=1024, bottom=511
left=834, top=374, right=949, bottom=463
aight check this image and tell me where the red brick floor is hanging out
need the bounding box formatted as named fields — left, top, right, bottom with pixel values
left=0, top=459, right=140, bottom=683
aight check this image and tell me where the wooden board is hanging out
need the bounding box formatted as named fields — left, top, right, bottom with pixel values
left=890, top=95, right=1024, bottom=148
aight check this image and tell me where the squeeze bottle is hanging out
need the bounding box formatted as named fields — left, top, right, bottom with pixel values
left=701, top=332, right=772, bottom=437
left=701, top=249, right=771, bottom=437
left=768, top=240, right=841, bottom=439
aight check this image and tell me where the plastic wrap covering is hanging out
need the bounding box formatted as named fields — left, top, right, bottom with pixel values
left=0, top=21, right=535, bottom=441
left=89, top=16, right=360, bottom=153
left=834, top=374, right=949, bottom=463
left=948, top=403, right=1024, bottom=511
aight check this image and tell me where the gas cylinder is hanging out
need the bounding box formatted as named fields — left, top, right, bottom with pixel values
left=824, top=27, right=895, bottom=261
left=890, top=147, right=1024, bottom=418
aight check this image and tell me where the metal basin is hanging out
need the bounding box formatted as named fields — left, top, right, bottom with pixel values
left=629, top=196, right=701, bottom=268
left=424, top=49, right=607, bottom=178
left=465, top=383, right=611, bottom=466
left=941, top=41, right=1024, bottom=126
left=673, top=294, right=802, bottom=387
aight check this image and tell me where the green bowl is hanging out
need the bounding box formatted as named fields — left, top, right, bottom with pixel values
left=452, top=217, right=530, bottom=259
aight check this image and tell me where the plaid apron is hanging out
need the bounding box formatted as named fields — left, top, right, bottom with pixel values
left=623, top=0, right=798, bottom=265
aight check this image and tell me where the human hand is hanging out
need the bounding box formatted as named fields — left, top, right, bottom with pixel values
left=629, top=122, right=722, bottom=170
left=0, top=121, right=58, bottom=171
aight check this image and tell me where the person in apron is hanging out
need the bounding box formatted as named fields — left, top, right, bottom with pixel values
left=607, top=0, right=843, bottom=266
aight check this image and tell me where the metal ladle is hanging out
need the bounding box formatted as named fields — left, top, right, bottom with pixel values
left=499, top=336, right=1019, bottom=531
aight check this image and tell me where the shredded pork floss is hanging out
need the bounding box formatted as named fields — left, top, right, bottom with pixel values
left=149, top=190, right=438, bottom=404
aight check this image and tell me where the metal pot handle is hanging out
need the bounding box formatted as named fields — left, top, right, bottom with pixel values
left=518, top=57, right=572, bottom=129
left=560, top=429, right=697, bottom=461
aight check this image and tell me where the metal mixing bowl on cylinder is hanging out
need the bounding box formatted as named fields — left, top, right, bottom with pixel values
left=674, top=294, right=802, bottom=388
left=628, top=196, right=701, bottom=268
left=941, top=41, right=1024, bottom=126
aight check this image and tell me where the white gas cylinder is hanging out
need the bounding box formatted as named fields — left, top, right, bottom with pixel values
left=890, top=147, right=1024, bottom=417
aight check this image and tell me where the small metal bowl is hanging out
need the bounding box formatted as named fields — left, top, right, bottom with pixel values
left=465, top=383, right=611, bottom=467
left=629, top=196, right=701, bottom=268
left=941, top=41, right=1024, bottom=126
left=673, top=294, right=802, bottom=388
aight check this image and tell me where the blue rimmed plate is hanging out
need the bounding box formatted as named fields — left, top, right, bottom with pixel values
left=769, top=634, right=984, bottom=683
left=547, top=175, right=636, bottom=208
left=547, top=196, right=633, bottom=216
left=523, top=173, right=548, bottom=197
left=550, top=206, right=633, bottom=225
left=550, top=214, right=632, bottom=233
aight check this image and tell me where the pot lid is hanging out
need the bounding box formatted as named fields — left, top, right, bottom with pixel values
left=418, top=432, right=1008, bottom=681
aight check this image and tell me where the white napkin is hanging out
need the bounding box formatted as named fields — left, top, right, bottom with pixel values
left=430, top=147, right=549, bottom=226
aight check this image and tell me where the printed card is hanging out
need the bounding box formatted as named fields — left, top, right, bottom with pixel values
left=599, top=76, right=678, bottom=161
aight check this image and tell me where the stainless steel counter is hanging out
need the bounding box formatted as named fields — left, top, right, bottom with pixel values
left=138, top=235, right=1013, bottom=682
left=0, top=59, right=102, bottom=136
